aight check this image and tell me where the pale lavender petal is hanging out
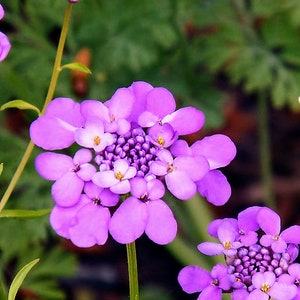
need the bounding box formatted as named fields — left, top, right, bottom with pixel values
left=260, top=235, right=273, bottom=247
left=248, top=289, right=268, bottom=300
left=51, top=172, right=84, bottom=207
left=231, top=289, right=249, bottom=300
left=257, top=207, right=281, bottom=235
left=271, top=238, right=287, bottom=253
left=197, top=242, right=224, bottom=255
left=217, top=220, right=238, bottom=243
left=196, top=170, right=231, bottom=206
left=110, top=180, right=131, bottom=194
left=252, top=271, right=275, bottom=288
left=163, top=107, right=205, bottom=135
left=45, top=97, right=84, bottom=127
left=191, top=134, right=236, bottom=169
left=240, top=231, right=258, bottom=246
left=124, top=166, right=137, bottom=179
left=156, top=148, right=173, bottom=163
left=178, top=266, right=212, bottom=293
left=149, top=160, right=168, bottom=176
left=269, top=282, right=297, bottom=300
left=106, top=87, right=135, bottom=118
left=69, top=203, right=110, bottom=247
left=165, top=170, right=197, bottom=200
left=115, top=118, right=131, bottom=135
left=93, top=170, right=119, bottom=188
left=30, top=116, right=76, bottom=150
left=73, top=148, right=92, bottom=164
left=109, top=197, right=148, bottom=243
left=281, top=226, right=300, bottom=244
left=138, top=111, right=159, bottom=128
left=146, top=87, right=176, bottom=119
left=174, top=156, right=209, bottom=182
left=145, top=200, right=177, bottom=244
left=114, top=159, right=129, bottom=174
left=35, top=152, right=73, bottom=180
left=76, top=164, right=96, bottom=181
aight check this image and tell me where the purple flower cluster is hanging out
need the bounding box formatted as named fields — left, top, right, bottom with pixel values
left=0, top=4, right=11, bottom=61
left=30, top=81, right=236, bottom=247
left=178, top=206, right=300, bottom=300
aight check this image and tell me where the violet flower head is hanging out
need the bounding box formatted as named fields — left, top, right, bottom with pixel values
left=0, top=4, right=11, bottom=62
left=30, top=81, right=236, bottom=247
left=179, top=206, right=300, bottom=299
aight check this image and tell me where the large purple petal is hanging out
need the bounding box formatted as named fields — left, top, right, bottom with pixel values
left=196, top=170, right=231, bottom=206
left=69, top=203, right=110, bottom=247
left=217, top=220, right=238, bottom=244
left=257, top=207, right=281, bottom=235
left=174, top=156, right=209, bottom=182
left=0, top=32, right=11, bottom=61
left=45, top=97, right=84, bottom=127
left=178, top=265, right=212, bottom=293
left=109, top=197, right=148, bottom=244
left=165, top=171, right=197, bottom=200
left=237, top=206, right=261, bottom=232
left=145, top=200, right=177, bottom=244
left=0, top=5, right=4, bottom=20
left=146, top=87, right=176, bottom=119
left=163, top=107, right=205, bottom=135
left=35, top=152, right=73, bottom=180
left=51, top=172, right=83, bottom=207
left=106, top=87, right=135, bottom=119
left=281, top=226, right=300, bottom=244
left=191, top=134, right=236, bottom=169
left=80, top=100, right=110, bottom=121
left=30, top=116, right=76, bottom=150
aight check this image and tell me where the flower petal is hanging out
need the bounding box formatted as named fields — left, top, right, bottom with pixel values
left=109, top=197, right=148, bottom=244
left=257, top=207, right=281, bottom=235
left=145, top=200, right=177, bottom=244
left=197, top=242, right=224, bottom=256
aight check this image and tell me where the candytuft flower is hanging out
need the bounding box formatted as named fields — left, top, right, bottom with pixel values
left=30, top=81, right=236, bottom=247
left=178, top=206, right=300, bottom=300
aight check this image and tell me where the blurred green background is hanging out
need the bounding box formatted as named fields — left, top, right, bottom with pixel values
left=0, top=0, right=300, bottom=299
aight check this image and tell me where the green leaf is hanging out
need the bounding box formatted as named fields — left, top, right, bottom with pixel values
left=0, top=208, right=51, bottom=219
left=8, top=258, right=40, bottom=300
left=0, top=163, right=3, bottom=176
left=60, top=62, right=92, bottom=74
left=0, top=100, right=40, bottom=115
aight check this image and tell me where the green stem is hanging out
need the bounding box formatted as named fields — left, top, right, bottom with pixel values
left=257, top=91, right=276, bottom=209
left=126, top=242, right=139, bottom=300
left=0, top=3, right=73, bottom=212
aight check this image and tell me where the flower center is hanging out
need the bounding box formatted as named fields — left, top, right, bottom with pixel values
left=261, top=283, right=271, bottom=293
left=92, top=197, right=101, bottom=206
left=94, top=136, right=101, bottom=146
left=223, top=241, right=232, bottom=250
left=157, top=136, right=165, bottom=146
left=115, top=171, right=124, bottom=181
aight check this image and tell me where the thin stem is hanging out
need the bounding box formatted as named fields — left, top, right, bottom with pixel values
left=0, top=3, right=73, bottom=212
left=257, top=91, right=276, bottom=209
left=126, top=242, right=139, bottom=300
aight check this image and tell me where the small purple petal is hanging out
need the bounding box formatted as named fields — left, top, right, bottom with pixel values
left=237, top=206, right=261, bottom=232
left=197, top=242, right=224, bottom=256
left=110, top=179, right=131, bottom=194
left=199, top=285, right=222, bottom=300
left=80, top=100, right=110, bottom=121
left=109, top=197, right=148, bottom=244
left=73, top=148, right=92, bottom=164
left=281, top=226, right=300, bottom=245
left=93, top=170, right=119, bottom=188
left=145, top=200, right=177, bottom=244
left=0, top=32, right=11, bottom=61
left=170, top=139, right=193, bottom=157
left=248, top=289, right=268, bottom=300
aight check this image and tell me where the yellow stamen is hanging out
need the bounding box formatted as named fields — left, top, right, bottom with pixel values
left=261, top=283, right=270, bottom=293
left=157, top=136, right=165, bottom=146
left=223, top=241, right=232, bottom=250
left=115, top=171, right=124, bottom=181
left=94, top=136, right=101, bottom=145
